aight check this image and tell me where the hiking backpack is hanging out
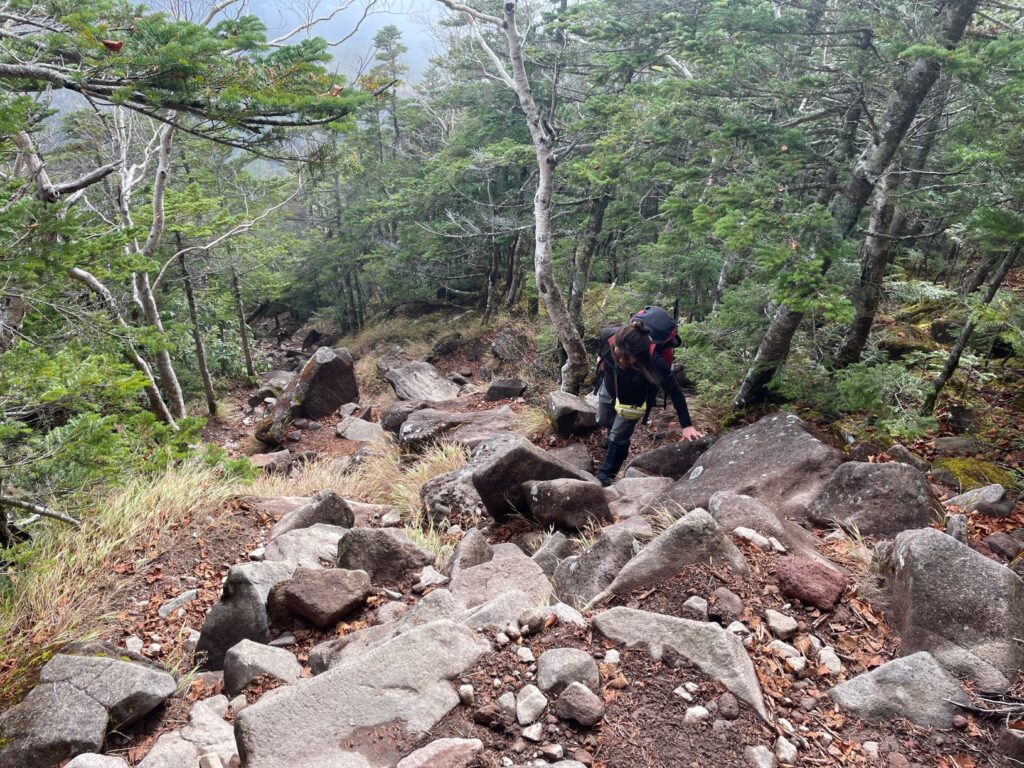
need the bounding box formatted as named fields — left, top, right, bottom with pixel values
left=593, top=305, right=682, bottom=404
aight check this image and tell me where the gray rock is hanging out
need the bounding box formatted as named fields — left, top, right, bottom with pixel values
left=381, top=399, right=430, bottom=433
left=547, top=391, right=599, bottom=437
left=336, top=528, right=436, bottom=584
left=445, top=528, right=494, bottom=579
left=235, top=622, right=489, bottom=768
left=516, top=684, right=548, bottom=725
left=464, top=590, right=536, bottom=631
left=264, top=523, right=348, bottom=567
left=553, top=681, right=604, bottom=727
left=536, top=648, right=600, bottom=695
left=775, top=736, right=798, bottom=766
left=550, top=602, right=587, bottom=627
left=223, top=640, right=301, bottom=696
left=256, top=347, right=358, bottom=445
left=250, top=449, right=292, bottom=474
left=490, top=327, right=529, bottom=362
left=887, top=443, right=930, bottom=472
left=38, top=652, right=176, bottom=729
left=65, top=756, right=130, bottom=768
left=335, top=415, right=385, bottom=443
left=196, top=561, right=297, bottom=669
left=945, top=513, right=968, bottom=543
left=593, top=607, right=767, bottom=720
left=985, top=532, right=1023, bottom=560
left=158, top=589, right=199, bottom=618
left=585, top=509, right=747, bottom=609
left=828, top=652, right=968, bottom=727
left=449, top=554, right=552, bottom=609
left=414, top=564, right=450, bottom=592
left=396, top=738, right=484, bottom=767
left=944, top=484, right=1014, bottom=517
left=708, top=587, right=744, bottom=625
left=385, top=361, right=461, bottom=401
left=548, top=444, right=595, bottom=475
left=999, top=728, right=1024, bottom=762
left=531, top=532, right=578, bottom=579
left=878, top=528, right=1024, bottom=690
left=0, top=682, right=107, bottom=768
left=268, top=490, right=355, bottom=541
left=604, top=476, right=675, bottom=520
left=471, top=436, right=593, bottom=521
left=707, top=491, right=834, bottom=567
left=522, top=478, right=611, bottom=530
left=278, top=567, right=372, bottom=627
left=807, top=462, right=943, bottom=536
left=655, top=413, right=842, bottom=521
left=400, top=406, right=519, bottom=450
left=765, top=610, right=798, bottom=640
left=138, top=695, right=236, bottom=768
left=485, top=378, right=528, bottom=401
left=421, top=435, right=524, bottom=524
left=623, top=438, right=714, bottom=480
left=745, top=745, right=776, bottom=768
left=682, top=596, right=709, bottom=621
left=554, top=527, right=640, bottom=609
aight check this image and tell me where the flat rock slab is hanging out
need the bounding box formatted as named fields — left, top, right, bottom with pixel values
left=547, top=391, right=599, bottom=437
left=654, top=412, right=842, bottom=521
left=336, top=416, right=385, bottom=443
left=235, top=621, right=490, bottom=768
left=806, top=462, right=942, bottom=536
left=396, top=737, right=484, bottom=767
left=0, top=682, right=108, bottom=768
left=878, top=527, right=1024, bottom=690
left=66, top=756, right=131, bottom=768
left=828, top=652, right=967, bottom=727
left=944, top=484, right=1013, bottom=517
left=593, top=606, right=767, bottom=720
left=385, top=361, right=461, bottom=401
left=449, top=555, right=553, bottom=609
left=263, top=523, right=348, bottom=568
left=400, top=406, right=520, bottom=450
left=554, top=528, right=640, bottom=609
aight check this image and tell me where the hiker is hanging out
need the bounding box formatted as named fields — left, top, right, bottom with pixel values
left=594, top=307, right=704, bottom=486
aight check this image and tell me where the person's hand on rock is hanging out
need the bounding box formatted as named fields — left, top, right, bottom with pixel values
left=680, top=426, right=705, bottom=442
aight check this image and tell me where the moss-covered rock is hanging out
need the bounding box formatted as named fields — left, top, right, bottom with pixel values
left=932, top=458, right=1015, bottom=492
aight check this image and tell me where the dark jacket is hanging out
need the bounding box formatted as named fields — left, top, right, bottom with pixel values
left=596, top=330, right=692, bottom=429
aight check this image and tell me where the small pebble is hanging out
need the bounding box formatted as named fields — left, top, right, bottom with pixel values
left=459, top=684, right=474, bottom=706
left=684, top=705, right=710, bottom=723
left=522, top=723, right=544, bottom=742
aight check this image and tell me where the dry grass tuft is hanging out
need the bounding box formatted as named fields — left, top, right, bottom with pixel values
left=0, top=462, right=244, bottom=705
left=514, top=405, right=554, bottom=438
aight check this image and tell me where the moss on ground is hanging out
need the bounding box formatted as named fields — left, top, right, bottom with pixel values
left=932, top=457, right=1015, bottom=491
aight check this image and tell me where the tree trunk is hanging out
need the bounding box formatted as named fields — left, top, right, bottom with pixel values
left=0, top=289, right=27, bottom=351
left=712, top=252, right=735, bottom=314
left=69, top=267, right=177, bottom=425
left=731, top=0, right=978, bottom=410
left=923, top=243, right=1019, bottom=413
left=568, top=191, right=611, bottom=335
left=179, top=250, right=217, bottom=416
left=499, top=1, right=589, bottom=392
left=231, top=266, right=255, bottom=378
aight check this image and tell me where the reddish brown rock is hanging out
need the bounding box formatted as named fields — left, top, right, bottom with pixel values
left=776, top=556, right=847, bottom=610
left=279, top=567, right=372, bottom=627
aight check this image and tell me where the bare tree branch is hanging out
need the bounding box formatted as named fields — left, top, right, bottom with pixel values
left=0, top=495, right=81, bottom=528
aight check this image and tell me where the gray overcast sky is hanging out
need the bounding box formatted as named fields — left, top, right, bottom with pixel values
left=248, top=0, right=444, bottom=81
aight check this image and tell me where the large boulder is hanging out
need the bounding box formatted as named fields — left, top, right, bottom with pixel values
left=444, top=528, right=494, bottom=579
left=584, top=509, right=747, bottom=609
left=267, top=490, right=354, bottom=541
left=806, top=462, right=942, bottom=536
left=522, top=478, right=611, bottom=530
left=0, top=643, right=177, bottom=767
left=223, top=640, right=302, bottom=696
left=593, top=607, right=767, bottom=720
left=553, top=527, right=641, bottom=609
left=491, top=327, right=530, bottom=363
left=471, top=436, right=594, bottom=521
left=623, top=437, right=714, bottom=479
left=196, top=561, right=297, bottom=670
left=278, top=567, right=373, bottom=627
left=235, top=622, right=490, bottom=768
left=449, top=554, right=553, bottom=609
left=485, top=378, right=527, bottom=401
left=256, top=347, right=358, bottom=446
left=400, top=406, right=519, bottom=450
left=877, top=528, right=1024, bottom=690
left=653, top=413, right=842, bottom=521
left=385, top=361, right=461, bottom=401
left=0, top=683, right=107, bottom=768
left=336, top=528, right=436, bottom=584
left=604, top=476, right=674, bottom=520
left=421, top=435, right=520, bottom=524
left=828, top=652, right=968, bottom=727
left=548, top=444, right=595, bottom=475
left=547, top=391, right=599, bottom=437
